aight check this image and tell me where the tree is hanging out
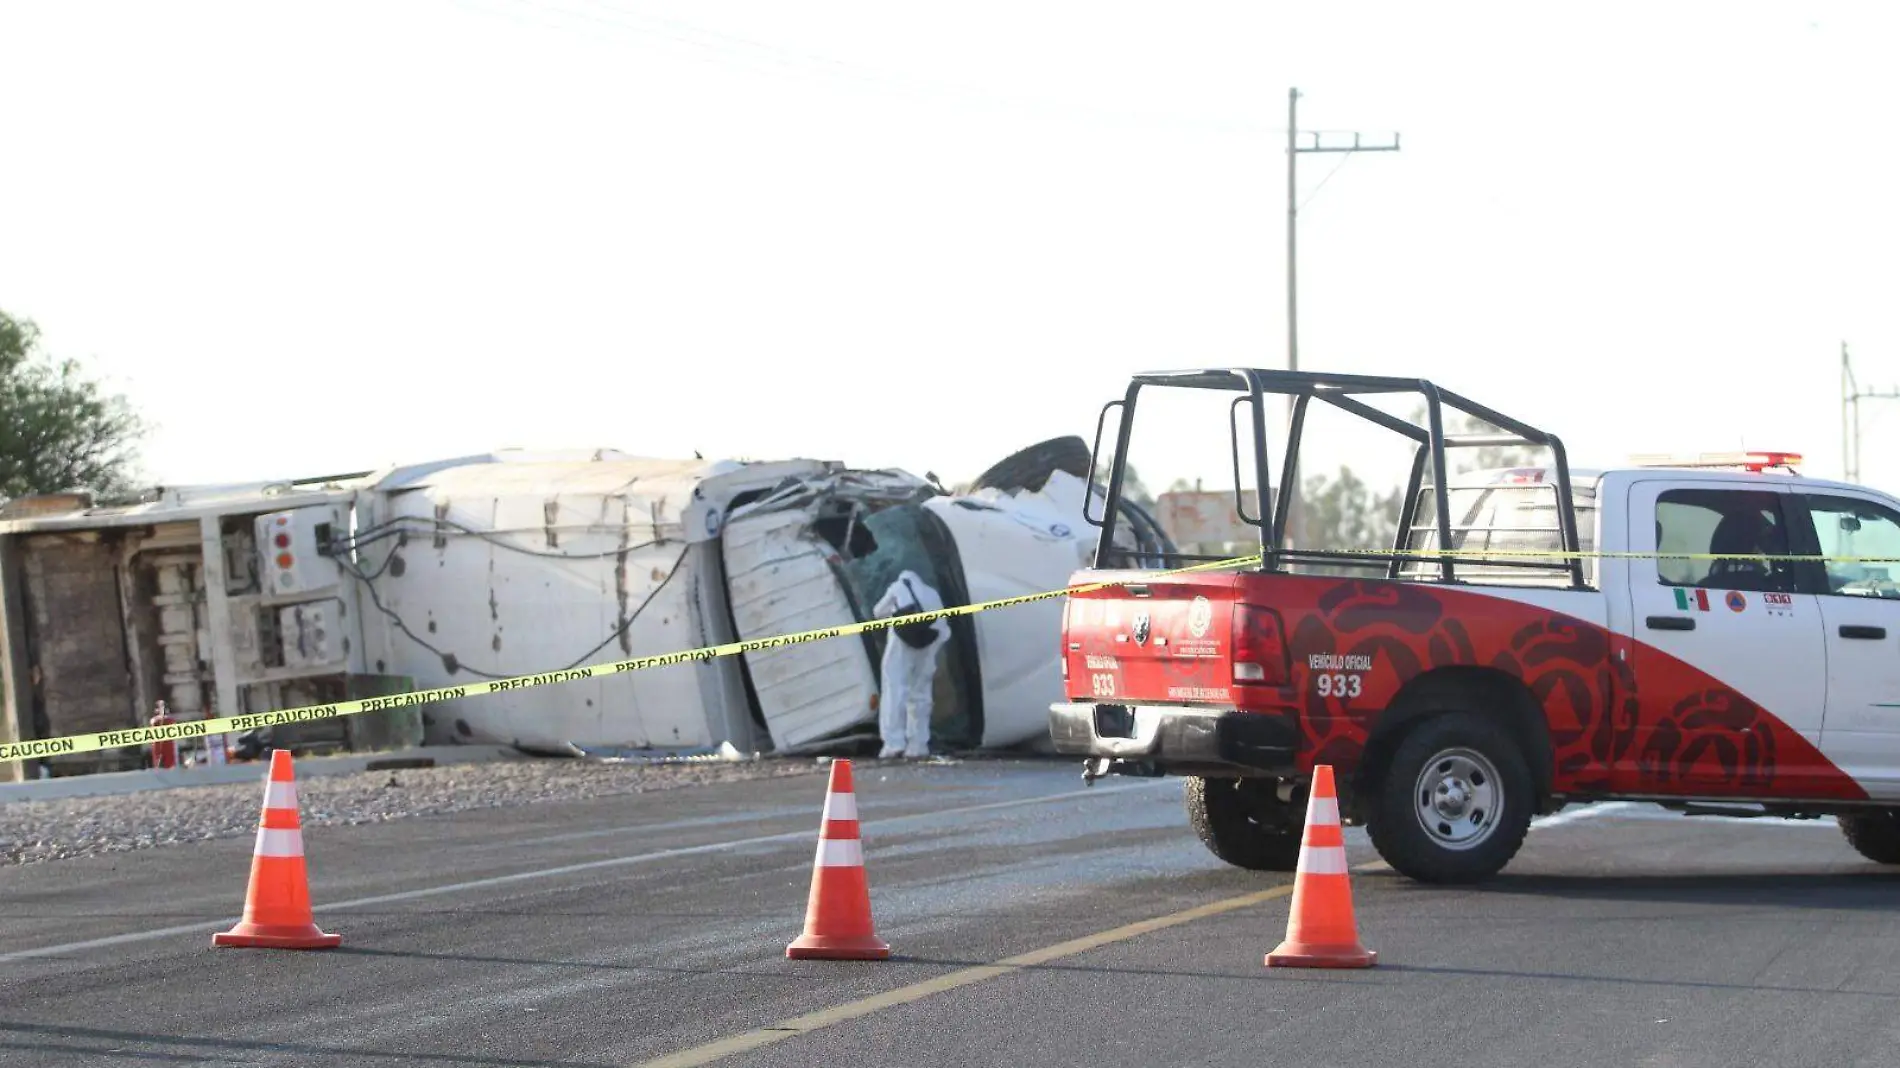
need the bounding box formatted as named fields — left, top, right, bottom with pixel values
left=0, top=309, right=147, bottom=499
left=1114, top=462, right=1158, bottom=513
left=1294, top=464, right=1406, bottom=559
left=1286, top=405, right=1545, bottom=571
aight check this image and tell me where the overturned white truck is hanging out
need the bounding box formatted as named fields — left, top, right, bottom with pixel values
left=348, top=439, right=1172, bottom=756
left=0, top=438, right=1171, bottom=778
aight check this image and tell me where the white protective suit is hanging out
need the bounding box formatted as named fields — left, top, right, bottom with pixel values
left=873, top=570, right=951, bottom=759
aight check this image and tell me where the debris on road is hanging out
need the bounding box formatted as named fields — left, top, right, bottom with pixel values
left=564, top=740, right=754, bottom=764
left=0, top=754, right=824, bottom=868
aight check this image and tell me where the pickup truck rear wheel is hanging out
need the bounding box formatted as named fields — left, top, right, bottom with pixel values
left=1365, top=712, right=1534, bottom=884
left=1184, top=776, right=1302, bottom=872
left=1838, top=810, right=1900, bottom=864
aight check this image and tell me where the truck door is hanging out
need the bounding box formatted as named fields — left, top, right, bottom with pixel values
left=1792, top=490, right=1900, bottom=801
left=1619, top=479, right=1831, bottom=797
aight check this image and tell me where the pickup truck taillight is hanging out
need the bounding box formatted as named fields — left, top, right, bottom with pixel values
left=1232, top=603, right=1289, bottom=686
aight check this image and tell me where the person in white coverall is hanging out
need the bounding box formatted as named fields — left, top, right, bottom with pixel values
left=873, top=570, right=950, bottom=759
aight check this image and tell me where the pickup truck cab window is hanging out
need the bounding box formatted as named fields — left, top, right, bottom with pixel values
left=1654, top=487, right=1796, bottom=593
left=1802, top=494, right=1900, bottom=598
left=1403, top=481, right=1600, bottom=588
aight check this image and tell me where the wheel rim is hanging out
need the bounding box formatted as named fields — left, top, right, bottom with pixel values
left=1413, top=747, right=1504, bottom=851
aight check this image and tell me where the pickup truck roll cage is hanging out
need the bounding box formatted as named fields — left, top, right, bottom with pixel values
left=1084, top=368, right=1587, bottom=588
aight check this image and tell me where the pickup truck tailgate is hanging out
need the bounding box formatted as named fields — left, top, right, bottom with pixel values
left=1063, top=572, right=1243, bottom=706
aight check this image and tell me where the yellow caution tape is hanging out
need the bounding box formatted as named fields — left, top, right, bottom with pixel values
left=0, top=552, right=1255, bottom=763
left=6, top=544, right=1896, bottom=763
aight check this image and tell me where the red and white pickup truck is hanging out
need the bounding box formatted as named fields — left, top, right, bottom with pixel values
left=1052, top=368, right=1900, bottom=882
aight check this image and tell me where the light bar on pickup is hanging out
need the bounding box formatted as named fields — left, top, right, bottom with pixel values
left=1628, top=451, right=1803, bottom=474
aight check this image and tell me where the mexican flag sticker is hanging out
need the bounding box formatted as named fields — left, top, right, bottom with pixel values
left=1673, top=588, right=1710, bottom=611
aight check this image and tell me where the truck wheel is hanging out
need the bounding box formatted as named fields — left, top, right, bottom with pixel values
left=1838, top=810, right=1900, bottom=864
left=1184, top=776, right=1303, bottom=872
left=1365, top=712, right=1534, bottom=884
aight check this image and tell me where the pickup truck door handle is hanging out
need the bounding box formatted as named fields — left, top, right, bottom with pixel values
left=1840, top=625, right=1887, bottom=640
left=1646, top=615, right=1695, bottom=632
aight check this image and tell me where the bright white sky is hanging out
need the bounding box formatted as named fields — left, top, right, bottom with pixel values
left=3, top=0, right=1897, bottom=500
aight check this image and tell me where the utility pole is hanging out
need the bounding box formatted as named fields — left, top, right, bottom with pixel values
left=1843, top=341, right=1900, bottom=484
left=1283, top=87, right=1400, bottom=547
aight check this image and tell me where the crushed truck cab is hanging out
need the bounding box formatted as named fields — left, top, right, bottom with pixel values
left=1055, top=369, right=1900, bottom=883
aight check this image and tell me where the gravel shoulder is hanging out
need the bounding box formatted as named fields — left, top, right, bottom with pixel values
left=0, top=755, right=827, bottom=867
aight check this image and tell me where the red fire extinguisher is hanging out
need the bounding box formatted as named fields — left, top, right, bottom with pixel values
left=150, top=700, right=177, bottom=769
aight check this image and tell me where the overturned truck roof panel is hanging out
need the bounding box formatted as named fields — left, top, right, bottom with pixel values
left=349, top=453, right=854, bottom=754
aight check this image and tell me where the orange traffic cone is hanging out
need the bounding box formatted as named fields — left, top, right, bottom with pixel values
left=786, top=759, right=890, bottom=960
left=1265, top=764, right=1375, bottom=968
left=212, top=750, right=341, bottom=950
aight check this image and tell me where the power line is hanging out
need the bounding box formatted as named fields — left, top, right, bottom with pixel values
left=461, top=0, right=1281, bottom=136
left=1295, top=152, right=1353, bottom=212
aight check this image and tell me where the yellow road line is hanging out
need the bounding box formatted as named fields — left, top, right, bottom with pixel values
left=637, top=879, right=1325, bottom=1068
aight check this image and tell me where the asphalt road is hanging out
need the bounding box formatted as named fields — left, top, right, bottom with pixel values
left=5, top=759, right=1900, bottom=1068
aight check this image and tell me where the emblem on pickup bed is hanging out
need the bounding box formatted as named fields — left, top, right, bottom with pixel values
left=1188, top=596, right=1212, bottom=638
left=1132, top=610, right=1151, bottom=645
